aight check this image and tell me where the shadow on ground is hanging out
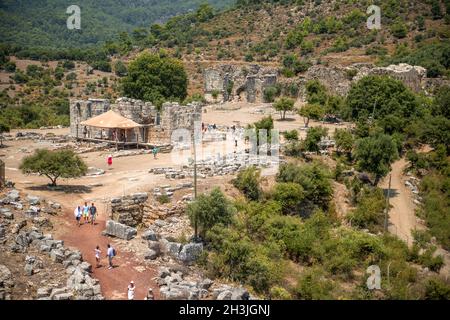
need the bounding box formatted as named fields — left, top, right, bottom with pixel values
left=25, top=184, right=93, bottom=194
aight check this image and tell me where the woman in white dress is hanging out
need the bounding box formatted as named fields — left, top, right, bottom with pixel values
left=127, top=281, right=135, bottom=300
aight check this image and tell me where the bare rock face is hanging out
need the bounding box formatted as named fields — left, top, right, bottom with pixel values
left=204, top=64, right=278, bottom=103
left=104, top=220, right=137, bottom=240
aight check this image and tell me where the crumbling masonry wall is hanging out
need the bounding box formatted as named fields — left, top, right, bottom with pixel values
left=69, top=98, right=202, bottom=145
left=204, top=64, right=278, bottom=103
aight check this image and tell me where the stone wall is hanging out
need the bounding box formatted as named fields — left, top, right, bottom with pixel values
left=204, top=64, right=278, bottom=103
left=110, top=192, right=185, bottom=228
left=297, top=63, right=429, bottom=100
left=69, top=97, right=202, bottom=145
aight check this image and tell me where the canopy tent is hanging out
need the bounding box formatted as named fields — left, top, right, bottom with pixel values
left=80, top=110, right=141, bottom=129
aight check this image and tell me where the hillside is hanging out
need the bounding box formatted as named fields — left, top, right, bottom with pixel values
left=0, top=0, right=234, bottom=48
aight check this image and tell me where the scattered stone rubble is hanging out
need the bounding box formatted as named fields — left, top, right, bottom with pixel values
left=156, top=265, right=251, bottom=300
left=140, top=228, right=252, bottom=301
left=150, top=152, right=280, bottom=180
left=0, top=188, right=103, bottom=300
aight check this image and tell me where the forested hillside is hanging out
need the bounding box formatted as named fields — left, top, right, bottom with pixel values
left=0, top=0, right=233, bottom=48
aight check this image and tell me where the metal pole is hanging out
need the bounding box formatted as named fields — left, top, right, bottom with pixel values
left=384, top=174, right=392, bottom=232
left=193, top=127, right=198, bottom=240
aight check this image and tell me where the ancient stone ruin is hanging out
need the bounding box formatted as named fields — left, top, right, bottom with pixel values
left=204, top=64, right=278, bottom=103
left=293, top=63, right=432, bottom=100
left=69, top=97, right=202, bottom=145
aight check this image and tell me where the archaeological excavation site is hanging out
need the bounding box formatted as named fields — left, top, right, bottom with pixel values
left=1, top=0, right=449, bottom=309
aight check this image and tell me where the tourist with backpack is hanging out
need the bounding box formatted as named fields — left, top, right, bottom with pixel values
left=107, top=244, right=116, bottom=269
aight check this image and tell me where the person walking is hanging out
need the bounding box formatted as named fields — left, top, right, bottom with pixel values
left=89, top=202, right=97, bottom=226
left=107, top=154, right=113, bottom=168
left=144, top=288, right=154, bottom=300
left=74, top=206, right=82, bottom=227
left=82, top=202, right=90, bottom=224
left=95, top=245, right=101, bottom=268
left=127, top=281, right=135, bottom=300
left=152, top=146, right=159, bottom=159
left=106, top=244, right=115, bottom=269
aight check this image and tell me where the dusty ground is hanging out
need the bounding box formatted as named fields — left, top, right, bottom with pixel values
left=3, top=102, right=447, bottom=297
left=4, top=103, right=332, bottom=299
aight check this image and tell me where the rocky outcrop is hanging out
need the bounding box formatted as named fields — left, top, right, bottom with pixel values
left=104, top=220, right=137, bottom=240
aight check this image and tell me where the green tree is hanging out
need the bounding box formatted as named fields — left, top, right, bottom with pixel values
left=274, top=97, right=295, bottom=120
left=298, top=104, right=325, bottom=127
left=232, top=166, right=262, bottom=201
left=121, top=52, right=188, bottom=106
left=355, top=134, right=399, bottom=185
left=304, top=126, right=328, bottom=153
left=305, top=80, right=328, bottom=104
left=114, top=60, right=128, bottom=77
left=187, top=188, right=235, bottom=239
left=390, top=20, right=408, bottom=38
left=277, top=162, right=332, bottom=211
left=273, top=182, right=305, bottom=214
left=196, top=4, right=214, bottom=22
left=334, top=128, right=354, bottom=155
left=345, top=75, right=420, bottom=123
left=431, top=86, right=450, bottom=118
left=20, top=149, right=88, bottom=186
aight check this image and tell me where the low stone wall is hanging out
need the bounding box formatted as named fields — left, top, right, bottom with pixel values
left=110, top=193, right=185, bottom=228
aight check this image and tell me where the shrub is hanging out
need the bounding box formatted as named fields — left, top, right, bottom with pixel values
left=187, top=188, right=235, bottom=239
left=273, top=182, right=305, bottom=215
left=232, top=166, right=262, bottom=201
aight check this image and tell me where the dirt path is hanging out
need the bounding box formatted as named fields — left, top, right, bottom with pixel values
left=380, top=158, right=419, bottom=246
left=58, top=199, right=160, bottom=300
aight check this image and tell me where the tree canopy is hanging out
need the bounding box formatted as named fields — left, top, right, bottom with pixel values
left=354, top=133, right=399, bottom=185
left=274, top=97, right=295, bottom=120
left=186, top=187, right=235, bottom=239
left=20, top=149, right=88, bottom=186
left=345, top=75, right=421, bottom=122
left=121, top=52, right=188, bottom=106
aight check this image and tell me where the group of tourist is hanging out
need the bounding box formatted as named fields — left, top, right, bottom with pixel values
left=73, top=202, right=97, bottom=227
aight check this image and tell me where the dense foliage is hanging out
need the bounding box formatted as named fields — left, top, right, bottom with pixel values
left=121, top=52, right=188, bottom=106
